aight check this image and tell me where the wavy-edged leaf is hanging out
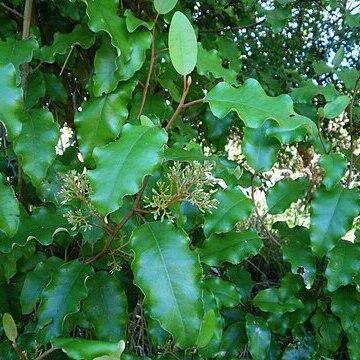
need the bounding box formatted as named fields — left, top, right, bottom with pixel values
left=290, top=80, right=340, bottom=103
left=246, top=314, right=271, bottom=360
left=36, top=24, right=95, bottom=63
left=130, top=222, right=203, bottom=349
left=203, top=277, right=241, bottom=308
left=325, top=240, right=360, bottom=292
left=154, top=0, right=178, bottom=14
left=197, top=43, right=237, bottom=84
left=204, top=188, right=254, bottom=237
left=37, top=261, right=94, bottom=342
left=124, top=10, right=153, bottom=32
left=318, top=153, right=347, bottom=190
left=83, top=272, right=127, bottom=341
left=13, top=108, right=59, bottom=186
left=266, top=177, right=310, bottom=214
left=52, top=338, right=125, bottom=360
left=169, top=11, right=198, bottom=75
left=20, top=256, right=64, bottom=314
left=0, top=64, right=23, bottom=139
left=164, top=147, right=209, bottom=163
left=0, top=174, right=20, bottom=237
left=324, top=95, right=350, bottom=118
left=310, top=185, right=360, bottom=257
left=310, top=309, right=342, bottom=352
left=76, top=81, right=136, bottom=162
left=198, top=230, right=262, bottom=266
left=88, top=125, right=167, bottom=216
left=242, top=121, right=281, bottom=172
left=0, top=37, right=38, bottom=80
left=205, top=79, right=316, bottom=143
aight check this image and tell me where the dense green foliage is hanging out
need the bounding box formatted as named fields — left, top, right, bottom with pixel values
left=0, top=0, right=360, bottom=358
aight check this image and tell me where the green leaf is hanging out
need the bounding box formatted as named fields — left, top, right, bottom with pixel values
left=266, top=177, right=310, bottom=214
left=220, top=321, right=247, bottom=358
left=0, top=206, right=71, bottom=253
left=154, top=0, right=178, bottom=14
left=325, top=240, right=360, bottom=292
left=13, top=108, right=59, bottom=186
left=196, top=310, right=216, bottom=349
left=37, top=261, right=94, bottom=342
left=204, top=187, right=254, bottom=236
left=169, top=11, right=198, bottom=76
left=318, top=153, right=347, bottom=190
left=36, top=24, right=95, bottom=63
left=0, top=64, right=23, bottom=140
left=196, top=43, right=237, bottom=84
left=76, top=81, right=136, bottom=162
left=20, top=256, right=64, bottom=314
left=26, top=71, right=46, bottom=108
left=88, top=125, right=167, bottom=216
left=197, top=230, right=262, bottom=266
left=0, top=174, right=20, bottom=237
left=333, top=46, right=345, bottom=67
left=163, top=147, right=209, bottom=163
left=291, top=80, right=340, bottom=103
left=266, top=6, right=291, bottom=33
left=83, top=272, right=128, bottom=341
left=2, top=313, right=17, bottom=341
left=323, top=95, right=350, bottom=119
left=310, top=309, right=342, bottom=352
left=242, top=121, right=281, bottom=172
left=310, top=186, right=360, bottom=257
left=51, top=338, right=125, bottom=360
left=203, top=277, right=241, bottom=308
left=0, top=37, right=38, bottom=81
left=43, top=73, right=68, bottom=103
left=130, top=222, right=203, bottom=349
left=205, top=79, right=315, bottom=143
left=124, top=10, right=153, bottom=32
left=246, top=314, right=271, bottom=360
left=336, top=68, right=360, bottom=90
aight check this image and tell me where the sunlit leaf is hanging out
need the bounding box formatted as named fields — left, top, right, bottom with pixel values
left=2, top=313, right=17, bottom=341
left=203, top=277, right=241, bottom=308
left=318, top=153, right=347, bottom=190
left=154, top=0, right=178, bottom=14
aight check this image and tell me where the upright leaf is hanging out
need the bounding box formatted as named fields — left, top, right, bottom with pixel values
left=169, top=11, right=198, bottom=75
left=266, top=177, right=310, bottom=214
left=203, top=278, right=241, bottom=308
left=131, top=222, right=203, bottom=349
left=246, top=314, right=271, bottom=360
left=325, top=240, right=360, bottom=292
left=198, top=230, right=262, bottom=266
left=83, top=272, right=128, bottom=341
left=204, top=187, right=254, bottom=236
left=0, top=64, right=23, bottom=139
left=310, top=186, right=360, bottom=257
left=0, top=174, right=20, bottom=237
left=154, top=0, right=178, bottom=14
left=75, top=81, right=136, bottom=162
left=318, top=153, right=347, bottom=190
left=2, top=313, right=17, bottom=341
left=88, top=125, right=168, bottom=216
left=13, top=108, right=59, bottom=186
left=37, top=261, right=94, bottom=342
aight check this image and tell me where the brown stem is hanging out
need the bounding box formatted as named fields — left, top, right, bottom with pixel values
left=12, top=340, right=26, bottom=360
left=251, top=174, right=280, bottom=246
left=136, top=13, right=159, bottom=119
left=182, top=98, right=204, bottom=109
left=347, top=76, right=360, bottom=187
left=34, top=347, right=57, bottom=360
left=0, top=1, right=23, bottom=18
left=200, top=19, right=265, bottom=33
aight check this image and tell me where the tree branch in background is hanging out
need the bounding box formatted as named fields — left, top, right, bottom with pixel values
left=200, top=19, right=265, bottom=33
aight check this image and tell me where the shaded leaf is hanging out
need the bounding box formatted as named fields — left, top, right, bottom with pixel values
left=319, top=153, right=347, bottom=190
left=203, top=277, right=241, bottom=308
left=266, top=177, right=310, bottom=214
left=13, top=108, right=59, bottom=186
left=88, top=125, right=167, bottom=216
left=291, top=80, right=339, bottom=103
left=76, top=81, right=136, bottom=162
left=20, top=257, right=64, bottom=314
left=246, top=314, right=271, bottom=360
left=0, top=174, right=20, bottom=237
left=37, top=261, right=94, bottom=342
left=83, top=272, right=128, bottom=341
left=310, top=185, right=360, bottom=257
left=130, top=222, right=203, bottom=349
left=154, top=0, right=178, bottom=14
left=333, top=46, right=345, bottom=67
left=43, top=73, right=68, bottom=103
left=204, top=188, right=254, bottom=236
left=325, top=239, right=360, bottom=292
left=169, top=11, right=198, bottom=75
left=198, top=230, right=262, bottom=266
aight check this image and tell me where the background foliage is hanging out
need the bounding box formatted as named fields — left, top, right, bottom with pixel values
left=0, top=0, right=360, bottom=359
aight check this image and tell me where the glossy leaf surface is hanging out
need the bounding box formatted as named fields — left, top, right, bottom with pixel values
left=131, top=222, right=203, bottom=348
left=246, top=314, right=271, bottom=360
left=154, top=0, right=178, bottom=14
left=203, top=277, right=241, bottom=308
left=318, top=153, right=347, bottom=190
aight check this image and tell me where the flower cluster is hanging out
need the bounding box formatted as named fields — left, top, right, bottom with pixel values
left=144, top=161, right=219, bottom=221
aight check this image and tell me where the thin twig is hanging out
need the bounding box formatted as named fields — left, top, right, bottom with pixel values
left=136, top=13, right=159, bottom=119
left=34, top=347, right=58, bottom=360
left=347, top=75, right=360, bottom=187
left=182, top=98, right=204, bottom=109
left=59, top=45, right=75, bottom=77
left=0, top=1, right=23, bottom=18
left=12, top=340, right=26, bottom=360
left=200, top=19, right=265, bottom=33
left=317, top=116, right=330, bottom=154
